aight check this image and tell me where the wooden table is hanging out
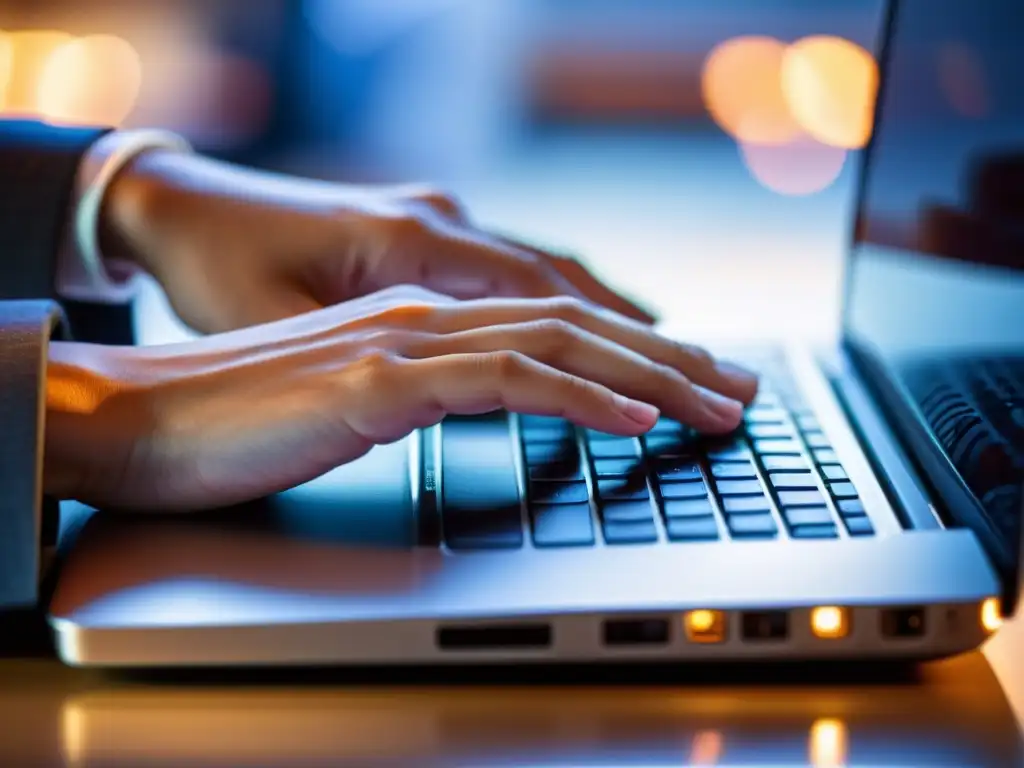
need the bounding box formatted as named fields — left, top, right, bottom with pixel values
left=6, top=133, right=1020, bottom=766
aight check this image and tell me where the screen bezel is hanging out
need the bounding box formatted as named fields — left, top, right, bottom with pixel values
left=840, top=0, right=1022, bottom=613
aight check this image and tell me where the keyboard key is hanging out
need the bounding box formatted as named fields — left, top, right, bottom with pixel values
left=778, top=490, right=826, bottom=507
left=711, top=462, right=757, bottom=479
left=666, top=516, right=719, bottom=541
left=530, top=481, right=589, bottom=505
left=814, top=449, right=839, bottom=464
left=804, top=432, right=831, bottom=449
left=707, top=441, right=752, bottom=461
left=648, top=417, right=684, bottom=435
left=830, top=482, right=859, bottom=499
left=838, top=499, right=865, bottom=515
left=644, top=433, right=694, bottom=457
left=521, top=424, right=573, bottom=443
left=727, top=514, right=778, bottom=538
left=716, top=479, right=764, bottom=496
left=585, top=429, right=624, bottom=441
left=603, top=519, right=659, bottom=544
left=520, top=415, right=567, bottom=429
left=529, top=460, right=584, bottom=482
left=783, top=506, right=833, bottom=526
left=722, top=495, right=771, bottom=514
left=746, top=423, right=794, bottom=439
left=593, top=458, right=641, bottom=477
left=601, top=499, right=656, bottom=523
left=532, top=503, right=595, bottom=547
left=761, top=455, right=810, bottom=472
left=660, top=480, right=710, bottom=500
left=525, top=441, right=577, bottom=465
left=445, top=525, right=523, bottom=550
left=769, top=472, right=818, bottom=490
left=597, top=478, right=650, bottom=500
left=654, top=459, right=702, bottom=482
left=796, top=415, right=820, bottom=431
left=751, top=393, right=781, bottom=408
left=820, top=464, right=848, bottom=482
left=745, top=409, right=786, bottom=425
left=791, top=523, right=838, bottom=539
left=754, top=439, right=802, bottom=455
left=664, top=498, right=715, bottom=518
left=589, top=439, right=639, bottom=459
left=844, top=515, right=875, bottom=536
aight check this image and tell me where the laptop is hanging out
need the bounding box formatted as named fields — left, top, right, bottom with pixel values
left=48, top=0, right=1024, bottom=667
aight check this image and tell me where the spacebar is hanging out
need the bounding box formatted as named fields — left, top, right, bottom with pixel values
left=440, top=414, right=524, bottom=550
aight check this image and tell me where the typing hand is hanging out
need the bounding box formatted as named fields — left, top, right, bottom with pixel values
left=103, top=149, right=655, bottom=333
left=44, top=287, right=756, bottom=511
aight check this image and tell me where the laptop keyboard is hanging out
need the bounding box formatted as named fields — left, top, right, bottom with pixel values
left=442, top=359, right=875, bottom=550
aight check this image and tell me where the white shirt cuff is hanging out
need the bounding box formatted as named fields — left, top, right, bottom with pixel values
left=56, top=129, right=192, bottom=304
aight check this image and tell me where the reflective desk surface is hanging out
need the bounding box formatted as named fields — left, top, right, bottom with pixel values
left=5, top=134, right=1024, bottom=766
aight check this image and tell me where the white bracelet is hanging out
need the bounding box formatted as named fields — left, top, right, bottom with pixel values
left=74, top=130, right=193, bottom=290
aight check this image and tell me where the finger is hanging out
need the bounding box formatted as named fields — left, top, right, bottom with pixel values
left=392, top=184, right=469, bottom=222
left=343, top=351, right=661, bottom=441
left=494, top=234, right=658, bottom=324
left=426, top=298, right=759, bottom=405
left=403, top=321, right=741, bottom=432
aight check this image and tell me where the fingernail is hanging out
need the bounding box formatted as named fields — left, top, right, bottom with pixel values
left=697, top=387, right=744, bottom=427
left=613, top=393, right=660, bottom=426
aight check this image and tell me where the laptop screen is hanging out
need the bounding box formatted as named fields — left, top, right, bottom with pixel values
left=845, top=0, right=1024, bottom=587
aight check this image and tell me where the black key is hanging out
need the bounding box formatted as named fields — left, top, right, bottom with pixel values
left=844, top=516, right=875, bottom=536
left=603, top=519, right=659, bottom=544
left=769, top=472, right=818, bottom=490
left=820, top=464, right=848, bottom=481
left=593, top=458, right=641, bottom=477
left=722, top=495, right=771, bottom=514
left=783, top=506, right=833, bottom=526
left=644, top=433, right=694, bottom=457
left=655, top=459, right=702, bottom=482
left=525, top=441, right=577, bottom=465
left=727, top=514, right=778, bottom=538
left=660, top=480, right=709, bottom=500
left=815, top=448, right=839, bottom=464
left=585, top=429, right=624, bottom=441
left=530, top=481, right=589, bottom=505
left=754, top=439, right=802, bottom=455
left=746, top=423, right=794, bottom=439
left=602, top=499, right=656, bottom=523
left=761, top=455, right=810, bottom=472
left=830, top=482, right=858, bottom=499
left=791, top=523, right=838, bottom=539
left=666, top=516, right=719, bottom=541
left=838, top=499, right=865, bottom=515
left=716, top=479, right=764, bottom=496
left=520, top=415, right=568, bottom=429
left=796, top=415, right=820, bottom=431
left=589, top=439, right=639, bottom=459
left=648, top=417, right=684, bottom=435
left=528, top=460, right=584, bottom=482
left=804, top=432, right=831, bottom=449
left=711, top=462, right=757, bottom=479
left=532, top=503, right=595, bottom=547
left=664, top=498, right=715, bottom=518
left=521, top=424, right=573, bottom=443
left=442, top=415, right=523, bottom=550
left=597, top=478, right=650, bottom=501
left=778, top=490, right=826, bottom=507
left=706, top=442, right=751, bottom=461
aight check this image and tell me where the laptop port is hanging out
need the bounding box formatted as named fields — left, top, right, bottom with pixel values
left=436, top=624, right=551, bottom=650
left=603, top=618, right=670, bottom=646
left=881, top=607, right=926, bottom=638
left=742, top=611, right=789, bottom=641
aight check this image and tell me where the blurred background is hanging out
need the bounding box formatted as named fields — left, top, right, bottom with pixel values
left=0, top=0, right=885, bottom=343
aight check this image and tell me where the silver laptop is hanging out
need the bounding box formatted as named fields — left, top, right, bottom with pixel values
left=48, top=0, right=1024, bottom=667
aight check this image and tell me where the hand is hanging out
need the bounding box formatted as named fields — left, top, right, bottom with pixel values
left=102, top=149, right=655, bottom=334
left=44, top=288, right=756, bottom=510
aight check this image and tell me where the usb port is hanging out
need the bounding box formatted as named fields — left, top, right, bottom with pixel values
left=881, top=607, right=926, bottom=638
left=603, top=618, right=670, bottom=646
left=742, top=611, right=789, bottom=641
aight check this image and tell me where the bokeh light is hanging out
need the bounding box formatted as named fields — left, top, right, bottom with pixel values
left=739, top=136, right=848, bottom=196
left=809, top=718, right=848, bottom=767
left=0, top=32, right=12, bottom=109
left=36, top=34, right=142, bottom=126
left=0, top=30, right=72, bottom=116
left=702, top=35, right=802, bottom=145
left=781, top=35, right=878, bottom=149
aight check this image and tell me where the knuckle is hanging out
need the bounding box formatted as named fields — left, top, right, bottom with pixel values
left=409, top=186, right=464, bottom=216
left=529, top=318, right=578, bottom=357
left=371, top=302, right=439, bottom=330
left=386, top=212, right=431, bottom=242
left=548, top=296, right=589, bottom=324
left=676, top=341, right=713, bottom=367
left=491, top=350, right=531, bottom=382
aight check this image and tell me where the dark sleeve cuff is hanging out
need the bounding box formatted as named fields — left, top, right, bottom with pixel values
left=0, top=300, right=67, bottom=610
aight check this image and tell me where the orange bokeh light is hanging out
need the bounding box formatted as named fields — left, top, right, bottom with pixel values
left=781, top=35, right=878, bottom=149
left=0, top=30, right=72, bottom=116
left=36, top=34, right=142, bottom=126
left=702, top=35, right=802, bottom=145
left=739, top=136, right=848, bottom=196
